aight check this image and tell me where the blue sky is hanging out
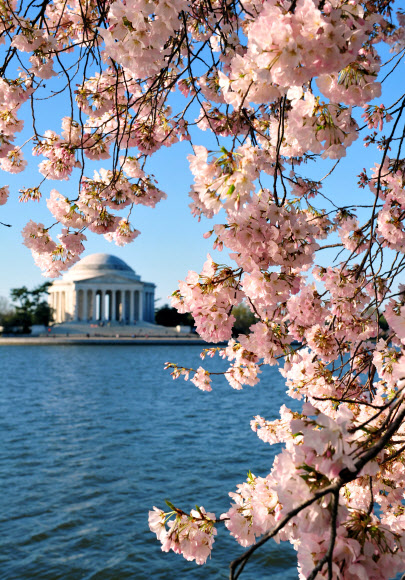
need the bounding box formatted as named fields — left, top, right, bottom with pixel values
left=0, top=41, right=403, bottom=307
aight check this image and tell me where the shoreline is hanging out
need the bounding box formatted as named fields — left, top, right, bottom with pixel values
left=0, top=335, right=215, bottom=346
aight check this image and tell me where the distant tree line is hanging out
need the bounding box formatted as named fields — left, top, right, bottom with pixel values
left=154, top=302, right=388, bottom=339
left=155, top=305, right=194, bottom=328
left=231, top=303, right=257, bottom=337
left=0, top=283, right=53, bottom=333
left=155, top=302, right=257, bottom=336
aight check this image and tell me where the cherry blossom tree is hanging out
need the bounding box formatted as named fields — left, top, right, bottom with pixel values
left=1, top=0, right=405, bottom=577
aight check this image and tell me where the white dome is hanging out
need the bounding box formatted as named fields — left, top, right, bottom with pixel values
left=62, top=253, right=140, bottom=282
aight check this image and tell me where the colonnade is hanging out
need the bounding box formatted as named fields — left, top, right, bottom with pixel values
left=49, top=290, right=67, bottom=324
left=49, top=286, right=155, bottom=324
left=75, top=288, right=144, bottom=323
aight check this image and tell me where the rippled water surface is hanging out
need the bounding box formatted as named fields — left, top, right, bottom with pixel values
left=0, top=345, right=299, bottom=580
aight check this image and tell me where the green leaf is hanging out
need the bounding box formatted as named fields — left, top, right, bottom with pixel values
left=165, top=499, right=176, bottom=511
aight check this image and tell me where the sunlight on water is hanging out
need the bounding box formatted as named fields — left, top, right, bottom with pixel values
left=0, top=345, right=298, bottom=579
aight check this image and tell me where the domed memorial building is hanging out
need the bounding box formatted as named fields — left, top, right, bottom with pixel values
left=48, top=253, right=156, bottom=325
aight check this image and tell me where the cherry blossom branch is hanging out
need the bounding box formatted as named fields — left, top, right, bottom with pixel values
left=230, top=398, right=405, bottom=579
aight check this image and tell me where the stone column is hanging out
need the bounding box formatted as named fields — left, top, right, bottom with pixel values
left=82, top=289, right=88, bottom=322
left=72, top=288, right=79, bottom=322
left=55, top=291, right=59, bottom=323
left=50, top=292, right=54, bottom=320
left=70, top=287, right=74, bottom=322
left=138, top=289, right=143, bottom=321
left=92, top=289, right=98, bottom=321
left=68, top=289, right=73, bottom=321
left=100, top=290, right=105, bottom=321
left=129, top=290, right=134, bottom=324
left=61, top=291, right=65, bottom=322
left=59, top=291, right=63, bottom=323
left=111, top=290, right=116, bottom=322
left=145, top=292, right=148, bottom=322
left=122, top=289, right=127, bottom=322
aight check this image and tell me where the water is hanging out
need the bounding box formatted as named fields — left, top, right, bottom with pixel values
left=0, top=345, right=298, bottom=580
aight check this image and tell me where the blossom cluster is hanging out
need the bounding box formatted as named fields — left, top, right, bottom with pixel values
left=23, top=153, right=166, bottom=274
left=226, top=400, right=405, bottom=579
left=148, top=505, right=217, bottom=565
left=171, top=254, right=243, bottom=343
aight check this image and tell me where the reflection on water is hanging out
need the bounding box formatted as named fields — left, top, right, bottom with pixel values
left=0, top=345, right=298, bottom=579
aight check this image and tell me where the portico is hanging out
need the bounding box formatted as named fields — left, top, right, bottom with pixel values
left=48, top=253, right=155, bottom=324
